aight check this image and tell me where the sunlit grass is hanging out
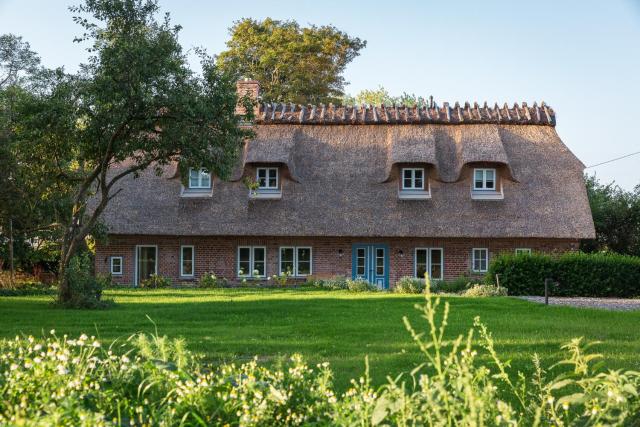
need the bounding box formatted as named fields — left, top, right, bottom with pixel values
left=1, top=288, right=639, bottom=390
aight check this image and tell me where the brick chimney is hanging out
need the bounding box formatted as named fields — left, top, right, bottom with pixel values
left=235, top=78, right=260, bottom=116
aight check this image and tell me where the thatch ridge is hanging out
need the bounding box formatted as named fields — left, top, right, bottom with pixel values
left=256, top=101, right=555, bottom=126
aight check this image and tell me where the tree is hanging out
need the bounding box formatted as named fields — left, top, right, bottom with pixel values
left=14, top=0, right=253, bottom=303
left=1, top=35, right=69, bottom=284
left=581, top=174, right=640, bottom=256
left=217, top=18, right=366, bottom=104
left=342, top=85, right=429, bottom=107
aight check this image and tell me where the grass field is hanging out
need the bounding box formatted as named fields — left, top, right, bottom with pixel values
left=1, top=288, right=639, bottom=391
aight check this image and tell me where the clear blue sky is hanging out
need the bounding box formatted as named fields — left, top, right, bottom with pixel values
left=1, top=0, right=639, bottom=189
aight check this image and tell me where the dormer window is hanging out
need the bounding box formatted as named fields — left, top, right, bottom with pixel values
left=251, top=167, right=282, bottom=199
left=257, top=167, right=279, bottom=189
left=402, top=168, right=424, bottom=190
left=473, top=168, right=495, bottom=191
left=471, top=168, right=503, bottom=200
left=188, top=168, right=211, bottom=189
left=399, top=167, right=430, bottom=200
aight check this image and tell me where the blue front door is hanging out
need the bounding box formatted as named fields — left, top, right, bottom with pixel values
left=352, top=244, right=389, bottom=289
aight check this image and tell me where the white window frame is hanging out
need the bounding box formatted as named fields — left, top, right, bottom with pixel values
left=256, top=167, right=279, bottom=190
left=473, top=168, right=497, bottom=191
left=180, top=245, right=195, bottom=277
left=279, top=246, right=313, bottom=277
left=472, top=248, right=489, bottom=273
left=414, top=248, right=444, bottom=280
left=188, top=168, right=212, bottom=189
left=401, top=168, right=425, bottom=190
left=110, top=256, right=123, bottom=276
left=515, top=248, right=532, bottom=255
left=237, top=246, right=267, bottom=278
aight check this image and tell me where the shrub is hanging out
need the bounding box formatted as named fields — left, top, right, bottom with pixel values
left=393, top=276, right=425, bottom=294
left=2, top=285, right=640, bottom=425
left=433, top=275, right=471, bottom=294
left=345, top=277, right=378, bottom=292
left=59, top=253, right=113, bottom=309
left=313, top=276, right=348, bottom=290
left=140, top=274, right=172, bottom=289
left=462, top=283, right=508, bottom=297
left=197, top=272, right=227, bottom=288
left=269, top=270, right=291, bottom=286
left=487, top=251, right=640, bottom=297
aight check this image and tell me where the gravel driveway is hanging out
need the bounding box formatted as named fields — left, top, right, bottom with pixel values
left=517, top=296, right=640, bottom=311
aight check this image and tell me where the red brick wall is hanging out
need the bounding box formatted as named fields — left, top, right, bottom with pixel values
left=95, top=235, right=579, bottom=286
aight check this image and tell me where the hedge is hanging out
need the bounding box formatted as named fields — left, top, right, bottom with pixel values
left=486, top=252, right=640, bottom=297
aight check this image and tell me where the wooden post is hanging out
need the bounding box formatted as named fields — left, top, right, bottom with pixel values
left=495, top=274, right=500, bottom=289
left=544, top=278, right=550, bottom=305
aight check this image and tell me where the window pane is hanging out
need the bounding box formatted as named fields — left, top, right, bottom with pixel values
left=414, top=169, right=423, bottom=180
left=486, top=169, right=495, bottom=181
left=257, top=169, right=267, bottom=188
left=253, top=248, right=265, bottom=276
left=280, top=248, right=294, bottom=274
left=200, top=172, right=211, bottom=188
left=356, top=248, right=366, bottom=276
left=376, top=248, right=384, bottom=275
left=430, top=249, right=442, bottom=280
left=239, top=248, right=251, bottom=276
left=189, top=169, right=199, bottom=188
left=111, top=258, right=122, bottom=274
left=268, top=176, right=277, bottom=188
left=414, top=177, right=423, bottom=189
left=403, top=178, right=413, bottom=189
left=403, top=169, right=412, bottom=180
left=296, top=248, right=311, bottom=275
left=415, top=249, right=427, bottom=278
left=182, top=247, right=194, bottom=276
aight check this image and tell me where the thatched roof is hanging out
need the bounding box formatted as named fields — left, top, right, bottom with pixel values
left=100, top=122, right=595, bottom=239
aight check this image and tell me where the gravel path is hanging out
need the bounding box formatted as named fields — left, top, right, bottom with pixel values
left=518, top=296, right=640, bottom=311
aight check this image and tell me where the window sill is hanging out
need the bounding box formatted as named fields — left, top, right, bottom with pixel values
left=471, top=190, right=503, bottom=200
left=398, top=190, right=431, bottom=200
left=181, top=188, right=213, bottom=198
left=249, top=190, right=282, bottom=200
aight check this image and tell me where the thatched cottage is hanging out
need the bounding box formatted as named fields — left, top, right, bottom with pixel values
left=95, top=80, right=595, bottom=288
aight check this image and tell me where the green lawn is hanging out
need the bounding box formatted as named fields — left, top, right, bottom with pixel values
left=1, top=288, right=639, bottom=391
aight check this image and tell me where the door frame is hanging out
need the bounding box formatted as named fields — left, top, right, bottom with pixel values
left=134, top=245, right=158, bottom=286
left=351, top=243, right=390, bottom=289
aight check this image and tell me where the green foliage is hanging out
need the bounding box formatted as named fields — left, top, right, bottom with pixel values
left=2, top=287, right=640, bottom=425
left=582, top=174, right=640, bottom=256
left=269, top=269, right=292, bottom=286
left=345, top=277, right=378, bottom=292
left=140, top=274, right=172, bottom=289
left=311, top=276, right=378, bottom=292
left=197, top=272, right=227, bottom=288
left=487, top=251, right=640, bottom=297
left=343, top=85, right=429, bottom=107
left=434, top=275, right=472, bottom=294
left=60, top=253, right=112, bottom=308
left=393, top=276, right=425, bottom=294
left=6, top=0, right=253, bottom=304
left=462, top=284, right=508, bottom=297
left=217, top=18, right=366, bottom=104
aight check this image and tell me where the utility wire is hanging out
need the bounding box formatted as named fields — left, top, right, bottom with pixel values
left=585, top=151, right=640, bottom=168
